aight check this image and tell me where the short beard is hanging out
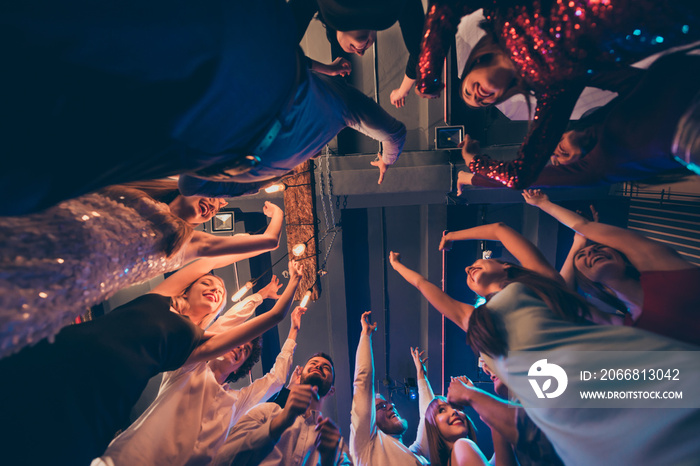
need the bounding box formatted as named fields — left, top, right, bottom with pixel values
left=380, top=417, right=408, bottom=436
left=302, top=373, right=331, bottom=397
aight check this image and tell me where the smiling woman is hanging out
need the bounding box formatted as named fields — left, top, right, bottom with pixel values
left=524, top=189, right=700, bottom=346
left=0, top=180, right=284, bottom=358
left=425, top=396, right=485, bottom=466
left=0, top=260, right=303, bottom=465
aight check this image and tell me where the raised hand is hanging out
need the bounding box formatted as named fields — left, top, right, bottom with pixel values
left=291, top=306, right=307, bottom=332
left=390, top=88, right=409, bottom=108
left=328, top=57, right=352, bottom=77
left=438, top=233, right=453, bottom=252
left=370, top=154, right=388, bottom=185
left=388, top=251, right=401, bottom=269
left=447, top=376, right=476, bottom=407
left=288, top=260, right=303, bottom=281
left=522, top=189, right=549, bottom=206
left=287, top=365, right=303, bottom=389
left=263, top=201, right=283, bottom=218
left=459, top=135, right=480, bottom=166
left=410, top=346, right=428, bottom=377
left=456, top=171, right=474, bottom=196
left=259, top=275, right=283, bottom=300
left=360, top=311, right=377, bottom=335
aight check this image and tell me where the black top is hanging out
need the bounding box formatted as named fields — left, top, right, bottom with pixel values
left=290, top=0, right=424, bottom=79
left=0, top=293, right=203, bottom=466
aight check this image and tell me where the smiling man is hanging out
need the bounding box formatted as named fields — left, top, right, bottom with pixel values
left=350, top=312, right=429, bottom=466
left=213, top=352, right=351, bottom=465
left=94, top=284, right=301, bottom=466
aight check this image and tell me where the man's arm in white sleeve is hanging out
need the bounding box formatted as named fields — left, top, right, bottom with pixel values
left=409, top=365, right=434, bottom=458
left=234, top=338, right=297, bottom=416
left=212, top=403, right=280, bottom=466
left=349, top=332, right=377, bottom=459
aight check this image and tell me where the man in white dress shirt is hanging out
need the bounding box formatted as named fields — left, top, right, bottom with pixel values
left=350, top=311, right=432, bottom=466
left=213, top=352, right=352, bottom=465
left=94, top=282, right=303, bottom=466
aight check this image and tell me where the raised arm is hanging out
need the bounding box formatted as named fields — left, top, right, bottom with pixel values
left=185, top=261, right=302, bottom=365
left=234, top=308, right=305, bottom=419
left=523, top=190, right=693, bottom=272
left=350, top=311, right=379, bottom=457
left=326, top=76, right=406, bottom=183
left=416, top=1, right=479, bottom=97
left=389, top=251, right=473, bottom=331
left=447, top=377, right=518, bottom=445
left=408, top=347, right=433, bottom=458
left=439, top=223, right=563, bottom=284
left=185, top=201, right=284, bottom=261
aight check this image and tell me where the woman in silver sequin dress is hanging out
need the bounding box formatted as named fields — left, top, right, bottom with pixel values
left=0, top=182, right=284, bottom=358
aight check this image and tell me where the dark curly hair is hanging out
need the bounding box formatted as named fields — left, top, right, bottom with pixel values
left=225, top=337, right=263, bottom=384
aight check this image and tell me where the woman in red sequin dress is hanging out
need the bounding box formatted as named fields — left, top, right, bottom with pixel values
left=417, top=0, right=700, bottom=188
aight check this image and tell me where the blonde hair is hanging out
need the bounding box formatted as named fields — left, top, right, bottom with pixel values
left=100, top=182, right=192, bottom=258
left=170, top=273, right=227, bottom=328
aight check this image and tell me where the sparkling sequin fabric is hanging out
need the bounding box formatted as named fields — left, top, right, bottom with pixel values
left=0, top=192, right=189, bottom=358
left=418, top=0, right=700, bottom=188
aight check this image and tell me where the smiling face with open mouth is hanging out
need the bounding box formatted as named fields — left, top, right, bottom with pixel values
left=375, top=394, right=408, bottom=435
left=574, top=244, right=626, bottom=282
left=210, top=342, right=253, bottom=380
left=169, top=195, right=228, bottom=226
left=184, top=275, right=226, bottom=318
left=336, top=30, right=377, bottom=56
left=465, top=259, right=508, bottom=297
left=434, top=400, right=469, bottom=442
left=461, top=53, right=517, bottom=108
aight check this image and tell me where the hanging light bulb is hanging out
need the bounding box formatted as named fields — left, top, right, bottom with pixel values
left=292, top=243, right=306, bottom=257
left=231, top=282, right=253, bottom=302
left=264, top=183, right=285, bottom=194
left=299, top=290, right=312, bottom=308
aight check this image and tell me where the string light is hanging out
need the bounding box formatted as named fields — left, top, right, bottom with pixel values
left=292, top=243, right=306, bottom=257
left=264, top=183, right=285, bottom=194
left=231, top=282, right=252, bottom=302
left=299, top=290, right=312, bottom=308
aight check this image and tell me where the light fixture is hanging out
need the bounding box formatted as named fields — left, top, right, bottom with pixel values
left=292, top=243, right=306, bottom=257
left=231, top=282, right=253, bottom=302
left=299, top=290, right=312, bottom=308
left=264, top=183, right=285, bottom=194
left=404, top=377, right=418, bottom=400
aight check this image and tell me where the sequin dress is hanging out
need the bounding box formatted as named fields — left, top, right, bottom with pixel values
left=0, top=191, right=189, bottom=358
left=418, top=0, right=700, bottom=188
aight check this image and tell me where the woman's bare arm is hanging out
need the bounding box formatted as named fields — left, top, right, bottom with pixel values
left=523, top=190, right=693, bottom=272
left=389, top=252, right=474, bottom=331
left=440, top=222, right=563, bottom=284
left=184, top=201, right=284, bottom=262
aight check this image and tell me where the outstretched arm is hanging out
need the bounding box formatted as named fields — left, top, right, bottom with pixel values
left=349, top=311, right=379, bottom=456
left=389, top=252, right=474, bottom=331
left=185, top=261, right=303, bottom=365
left=408, top=347, right=434, bottom=457
left=447, top=377, right=518, bottom=445
left=186, top=201, right=284, bottom=260
left=523, top=190, right=693, bottom=272
left=439, top=223, right=563, bottom=284
left=234, top=307, right=306, bottom=419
